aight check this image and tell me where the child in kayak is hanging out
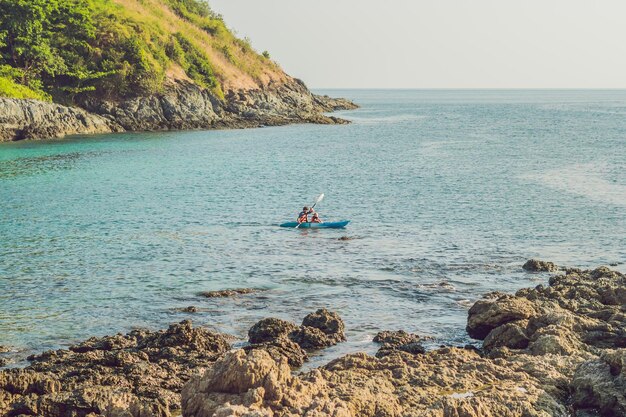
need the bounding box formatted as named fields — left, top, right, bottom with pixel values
left=311, top=212, right=323, bottom=223
left=297, top=206, right=313, bottom=224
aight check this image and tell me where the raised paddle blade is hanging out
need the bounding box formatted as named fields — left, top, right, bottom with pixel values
left=312, top=193, right=324, bottom=207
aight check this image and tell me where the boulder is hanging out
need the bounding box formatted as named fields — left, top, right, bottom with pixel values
left=247, top=318, right=298, bottom=344
left=374, top=330, right=425, bottom=358
left=571, top=349, right=626, bottom=416
left=301, top=308, right=346, bottom=344
left=467, top=295, right=538, bottom=339
left=523, top=259, right=559, bottom=272
left=482, top=321, right=530, bottom=351
left=289, top=326, right=335, bottom=350
left=243, top=339, right=307, bottom=368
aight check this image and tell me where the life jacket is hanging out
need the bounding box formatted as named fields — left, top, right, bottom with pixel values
left=311, top=215, right=321, bottom=223
left=297, top=212, right=309, bottom=223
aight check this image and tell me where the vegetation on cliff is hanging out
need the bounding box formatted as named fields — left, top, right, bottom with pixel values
left=0, top=0, right=280, bottom=104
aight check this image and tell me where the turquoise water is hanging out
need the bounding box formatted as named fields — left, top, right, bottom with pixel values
left=1, top=90, right=625, bottom=366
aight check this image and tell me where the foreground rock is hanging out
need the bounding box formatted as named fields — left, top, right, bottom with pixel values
left=0, top=320, right=230, bottom=417
left=4, top=266, right=623, bottom=417
left=0, top=310, right=347, bottom=416
left=182, top=347, right=567, bottom=417
left=469, top=265, right=625, bottom=416
left=1, top=79, right=357, bottom=142
left=181, top=264, right=625, bottom=417
left=469, top=266, right=625, bottom=354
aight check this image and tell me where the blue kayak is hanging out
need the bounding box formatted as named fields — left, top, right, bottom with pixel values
left=280, top=220, right=350, bottom=229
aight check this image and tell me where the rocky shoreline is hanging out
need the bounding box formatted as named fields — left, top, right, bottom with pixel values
left=1, top=262, right=624, bottom=417
left=0, top=78, right=358, bottom=142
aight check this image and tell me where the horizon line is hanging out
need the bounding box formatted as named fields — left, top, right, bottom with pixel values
left=309, top=87, right=626, bottom=91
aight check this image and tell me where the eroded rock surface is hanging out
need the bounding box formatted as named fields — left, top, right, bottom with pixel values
left=470, top=266, right=625, bottom=354
left=0, top=320, right=230, bottom=417
left=248, top=318, right=299, bottom=344
left=181, top=265, right=625, bottom=417
left=469, top=266, right=626, bottom=416
left=182, top=347, right=568, bottom=417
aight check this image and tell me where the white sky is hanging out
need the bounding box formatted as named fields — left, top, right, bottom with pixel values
left=210, top=0, right=626, bottom=89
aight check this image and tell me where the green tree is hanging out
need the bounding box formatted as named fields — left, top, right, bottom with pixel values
left=0, top=0, right=104, bottom=97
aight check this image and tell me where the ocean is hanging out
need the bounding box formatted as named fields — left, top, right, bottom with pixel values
left=1, top=89, right=625, bottom=367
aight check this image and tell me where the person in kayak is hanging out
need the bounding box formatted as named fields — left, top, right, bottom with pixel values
left=311, top=212, right=323, bottom=223
left=297, top=206, right=313, bottom=224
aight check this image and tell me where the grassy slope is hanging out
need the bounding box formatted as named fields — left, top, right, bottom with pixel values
left=0, top=76, right=51, bottom=101
left=110, top=0, right=288, bottom=91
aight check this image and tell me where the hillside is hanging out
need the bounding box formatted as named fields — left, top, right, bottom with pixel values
left=0, top=0, right=356, bottom=141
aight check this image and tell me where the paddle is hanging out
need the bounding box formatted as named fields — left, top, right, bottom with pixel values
left=295, top=193, right=325, bottom=228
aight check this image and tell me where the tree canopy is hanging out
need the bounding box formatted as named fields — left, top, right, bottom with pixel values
left=0, top=0, right=228, bottom=103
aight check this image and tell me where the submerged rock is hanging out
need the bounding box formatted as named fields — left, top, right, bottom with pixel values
left=198, top=288, right=258, bottom=298
left=374, top=330, right=421, bottom=346
left=289, top=326, right=336, bottom=350
left=523, top=259, right=559, bottom=272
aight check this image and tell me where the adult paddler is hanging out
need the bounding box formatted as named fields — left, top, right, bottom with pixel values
left=297, top=206, right=314, bottom=225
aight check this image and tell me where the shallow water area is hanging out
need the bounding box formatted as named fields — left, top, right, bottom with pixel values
left=1, top=90, right=625, bottom=367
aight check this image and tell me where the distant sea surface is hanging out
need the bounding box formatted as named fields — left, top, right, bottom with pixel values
left=1, top=90, right=625, bottom=366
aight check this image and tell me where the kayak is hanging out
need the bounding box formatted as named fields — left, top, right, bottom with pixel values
left=279, top=220, right=350, bottom=229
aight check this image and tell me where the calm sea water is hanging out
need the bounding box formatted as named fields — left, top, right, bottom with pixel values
left=1, top=90, right=625, bottom=367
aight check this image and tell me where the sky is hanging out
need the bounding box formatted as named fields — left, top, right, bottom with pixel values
left=210, top=0, right=626, bottom=89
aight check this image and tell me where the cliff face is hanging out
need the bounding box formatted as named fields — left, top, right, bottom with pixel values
left=0, top=99, right=123, bottom=141
left=78, top=78, right=356, bottom=132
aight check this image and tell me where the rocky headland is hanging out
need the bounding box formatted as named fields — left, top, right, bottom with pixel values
left=1, top=263, right=624, bottom=417
left=0, top=79, right=357, bottom=142
left=0, top=0, right=357, bottom=142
